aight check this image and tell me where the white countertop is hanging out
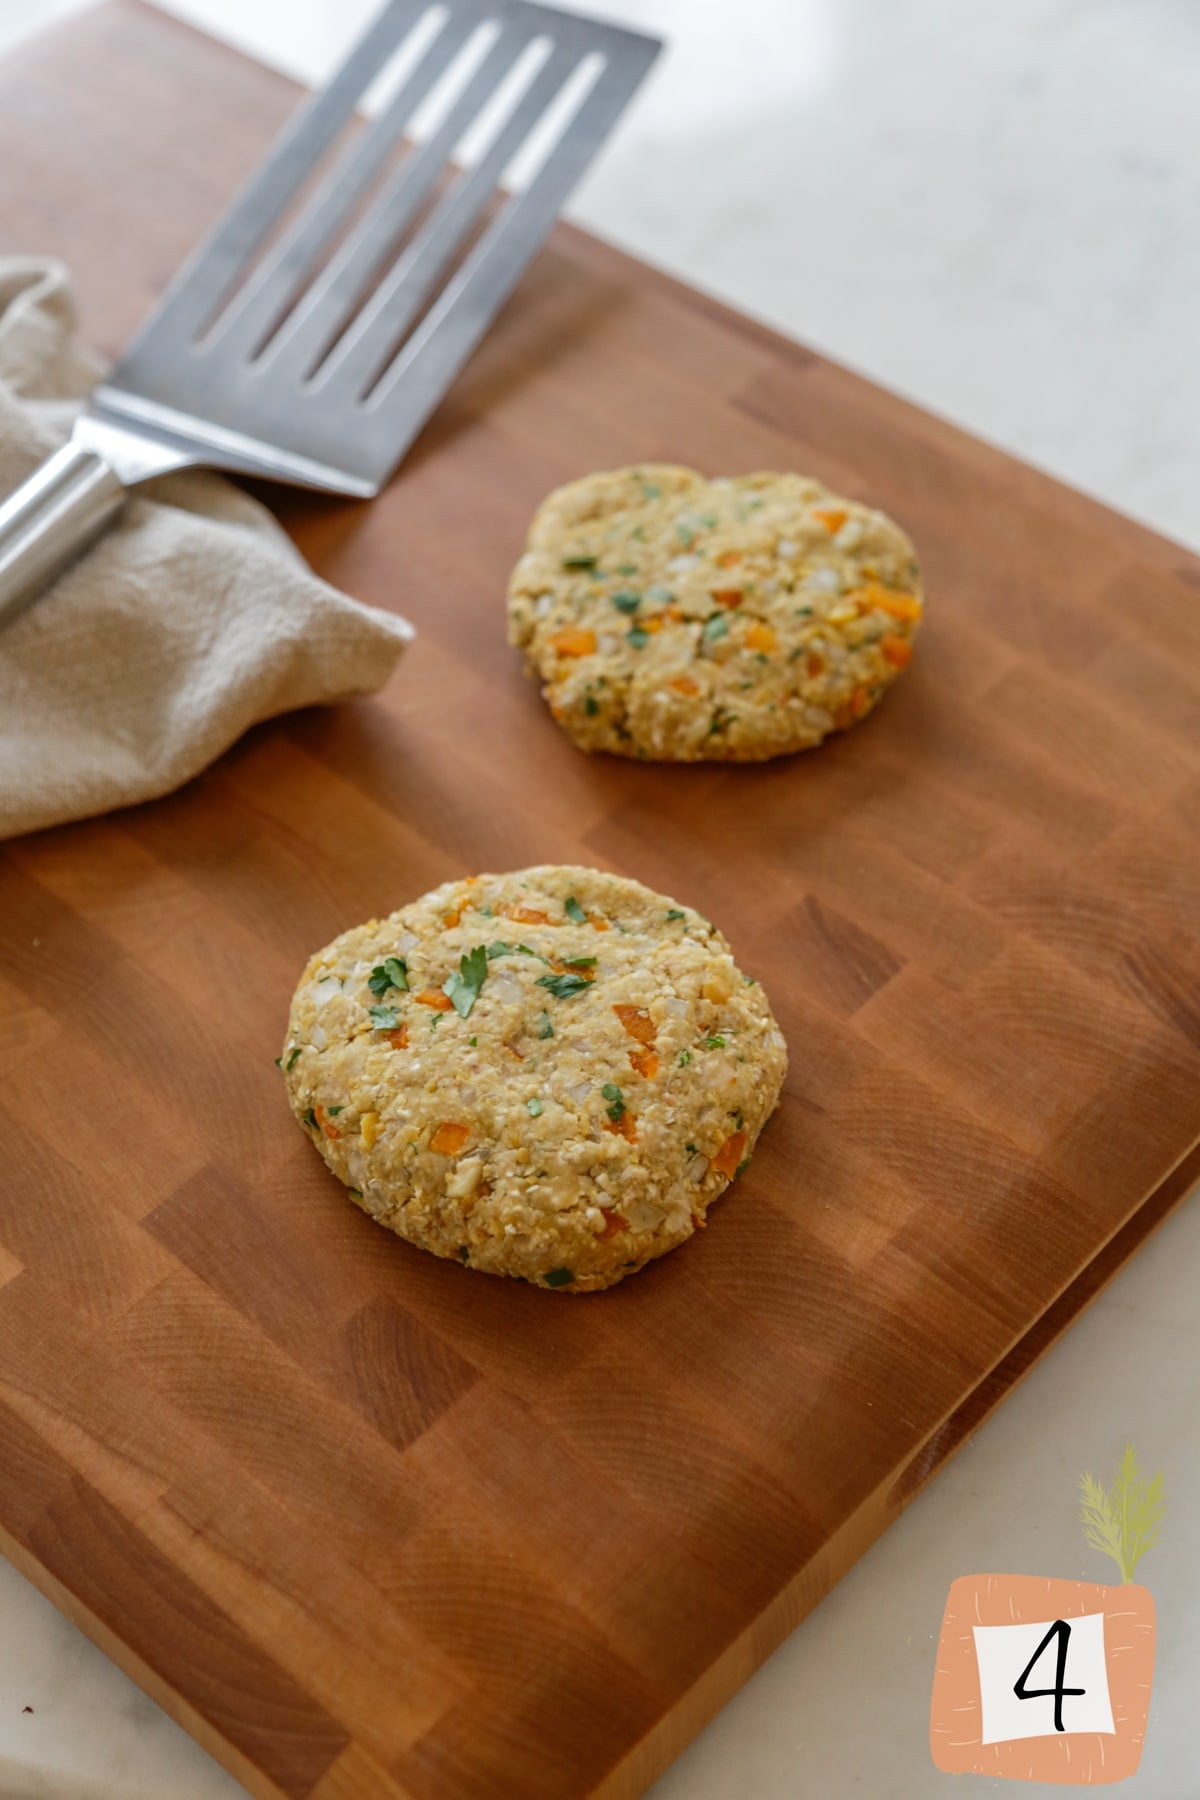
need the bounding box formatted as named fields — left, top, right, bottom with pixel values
left=1, top=1, right=1196, bottom=1794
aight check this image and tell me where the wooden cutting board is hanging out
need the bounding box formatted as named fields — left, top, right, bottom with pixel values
left=2, top=6, right=1199, bottom=1796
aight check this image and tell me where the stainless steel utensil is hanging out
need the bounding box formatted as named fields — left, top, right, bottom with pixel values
left=0, top=0, right=660, bottom=625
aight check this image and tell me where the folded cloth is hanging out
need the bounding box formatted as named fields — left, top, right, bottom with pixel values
left=0, top=257, right=413, bottom=839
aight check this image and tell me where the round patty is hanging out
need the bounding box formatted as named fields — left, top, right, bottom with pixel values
left=507, top=464, right=924, bottom=761
left=282, top=865, right=787, bottom=1292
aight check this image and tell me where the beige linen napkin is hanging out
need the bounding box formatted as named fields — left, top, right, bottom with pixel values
left=0, top=258, right=413, bottom=840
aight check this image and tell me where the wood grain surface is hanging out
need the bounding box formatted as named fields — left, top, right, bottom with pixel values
left=2, top=6, right=1199, bottom=1797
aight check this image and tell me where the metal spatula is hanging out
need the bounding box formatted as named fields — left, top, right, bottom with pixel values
left=0, top=0, right=660, bottom=625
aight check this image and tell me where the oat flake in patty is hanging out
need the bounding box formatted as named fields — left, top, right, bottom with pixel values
left=282, top=865, right=787, bottom=1292
left=507, top=464, right=924, bottom=760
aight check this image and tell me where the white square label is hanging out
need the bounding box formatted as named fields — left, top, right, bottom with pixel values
left=972, top=1613, right=1115, bottom=1744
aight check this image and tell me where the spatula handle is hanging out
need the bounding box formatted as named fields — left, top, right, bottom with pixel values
left=0, top=439, right=126, bottom=628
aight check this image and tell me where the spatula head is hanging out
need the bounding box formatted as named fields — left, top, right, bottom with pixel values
left=90, top=0, right=661, bottom=497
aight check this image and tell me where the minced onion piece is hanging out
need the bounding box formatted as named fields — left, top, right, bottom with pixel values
left=802, top=566, right=842, bottom=593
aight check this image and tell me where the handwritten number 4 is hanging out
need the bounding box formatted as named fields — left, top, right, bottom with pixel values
left=1013, top=1619, right=1086, bottom=1732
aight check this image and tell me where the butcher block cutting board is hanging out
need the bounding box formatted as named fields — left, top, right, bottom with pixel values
left=2, top=6, right=1200, bottom=1797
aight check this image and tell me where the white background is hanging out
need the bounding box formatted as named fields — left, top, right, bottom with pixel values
left=0, top=1, right=1196, bottom=1796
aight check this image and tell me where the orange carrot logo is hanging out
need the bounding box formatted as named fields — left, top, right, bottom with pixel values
left=930, top=1445, right=1163, bottom=1784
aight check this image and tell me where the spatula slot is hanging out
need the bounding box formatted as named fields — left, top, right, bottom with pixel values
left=99, top=0, right=661, bottom=492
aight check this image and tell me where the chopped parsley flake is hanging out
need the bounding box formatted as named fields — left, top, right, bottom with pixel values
left=706, top=1035, right=726, bottom=1050
left=601, top=1082, right=626, bottom=1122
left=527, top=1097, right=544, bottom=1118
left=685, top=1142, right=698, bottom=1154
left=702, top=614, right=729, bottom=642
left=368, top=957, right=408, bottom=996
left=735, top=1157, right=752, bottom=1176
left=459, top=1246, right=470, bottom=1264
left=678, top=1049, right=692, bottom=1066
left=611, top=590, right=641, bottom=614
left=646, top=585, right=674, bottom=605
left=675, top=521, right=694, bottom=546
left=327, top=1105, right=344, bottom=1116
left=564, top=895, right=588, bottom=925
left=585, top=696, right=599, bottom=716
left=442, top=944, right=488, bottom=1019
left=537, top=971, right=591, bottom=1000
left=286, top=1046, right=302, bottom=1070
left=301, top=1107, right=317, bottom=1130
left=641, top=482, right=661, bottom=500
left=274, top=1056, right=282, bottom=1068
left=544, top=1267, right=574, bottom=1287
left=537, top=1010, right=554, bottom=1039
left=559, top=954, right=596, bottom=969
left=367, top=1003, right=400, bottom=1028
left=468, top=1035, right=477, bottom=1046
left=562, top=554, right=597, bottom=570
left=627, top=626, right=650, bottom=649
left=486, top=939, right=536, bottom=960
left=666, top=908, right=685, bottom=922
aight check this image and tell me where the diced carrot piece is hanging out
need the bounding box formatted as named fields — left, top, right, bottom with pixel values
left=588, top=913, right=609, bottom=932
left=856, top=580, right=922, bottom=621
left=662, top=604, right=684, bottom=621
left=598, top=1209, right=628, bottom=1238
left=415, top=989, right=453, bottom=1010
left=716, top=549, right=742, bottom=567
left=807, top=651, right=825, bottom=677
left=667, top=674, right=700, bottom=697
left=813, top=506, right=847, bottom=534
left=712, top=1129, right=747, bottom=1180
left=315, top=1105, right=341, bottom=1141
left=881, top=633, right=913, bottom=668
left=746, top=621, right=777, bottom=652
left=384, top=1026, right=409, bottom=1049
left=443, top=907, right=462, bottom=927
left=604, top=1112, right=638, bottom=1144
left=834, top=689, right=873, bottom=729
left=430, top=1121, right=471, bottom=1155
left=711, top=589, right=743, bottom=609
left=612, top=1004, right=656, bottom=1045
left=550, top=627, right=596, bottom=657
left=629, top=1046, right=659, bottom=1079
left=879, top=593, right=922, bottom=621
left=500, top=903, right=551, bottom=925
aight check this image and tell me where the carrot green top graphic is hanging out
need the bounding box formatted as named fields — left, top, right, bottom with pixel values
left=1078, top=1443, right=1165, bottom=1584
